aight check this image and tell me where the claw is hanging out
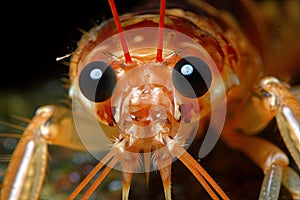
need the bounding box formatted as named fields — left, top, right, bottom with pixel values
left=282, top=166, right=300, bottom=199
left=259, top=164, right=282, bottom=200
left=1, top=105, right=78, bottom=200
left=276, top=105, right=300, bottom=169
left=259, top=77, right=300, bottom=169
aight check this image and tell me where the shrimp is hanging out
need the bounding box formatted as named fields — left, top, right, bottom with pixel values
left=1, top=0, right=299, bottom=199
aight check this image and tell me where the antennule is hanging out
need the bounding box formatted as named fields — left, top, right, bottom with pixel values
left=108, top=0, right=132, bottom=64
left=156, top=0, right=166, bottom=62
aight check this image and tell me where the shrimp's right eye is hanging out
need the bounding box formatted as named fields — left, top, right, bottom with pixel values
left=172, top=56, right=212, bottom=98
left=79, top=61, right=117, bottom=102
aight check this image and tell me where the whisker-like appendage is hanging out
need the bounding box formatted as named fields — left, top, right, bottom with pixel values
left=61, top=60, right=71, bottom=67
left=63, top=93, right=71, bottom=100
left=164, top=47, right=186, bottom=60
left=68, top=147, right=119, bottom=199
left=83, top=154, right=121, bottom=200
left=179, top=153, right=220, bottom=199
left=77, top=25, right=101, bottom=43
left=0, top=133, right=21, bottom=139
left=0, top=155, right=12, bottom=162
left=60, top=72, right=70, bottom=77
left=62, top=84, right=70, bottom=90
left=103, top=50, right=122, bottom=61
left=0, top=121, right=26, bottom=131
left=9, top=114, right=31, bottom=124
left=108, top=0, right=132, bottom=64
left=164, top=136, right=229, bottom=200
left=156, top=0, right=166, bottom=62
left=89, top=18, right=99, bottom=28
left=58, top=98, right=72, bottom=107
left=60, top=78, right=71, bottom=89
left=60, top=77, right=71, bottom=84
left=76, top=27, right=90, bottom=35
left=56, top=53, right=73, bottom=62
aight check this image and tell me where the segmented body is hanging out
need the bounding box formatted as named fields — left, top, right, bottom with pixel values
left=1, top=0, right=299, bottom=200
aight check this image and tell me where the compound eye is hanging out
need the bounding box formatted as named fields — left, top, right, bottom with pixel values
left=172, top=56, right=212, bottom=98
left=79, top=61, right=117, bottom=102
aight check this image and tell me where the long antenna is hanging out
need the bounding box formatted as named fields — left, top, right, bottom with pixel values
left=108, top=0, right=132, bottom=64
left=156, top=0, right=166, bottom=62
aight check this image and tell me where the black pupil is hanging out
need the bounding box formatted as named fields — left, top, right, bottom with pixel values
left=79, top=61, right=117, bottom=102
left=172, top=56, right=212, bottom=98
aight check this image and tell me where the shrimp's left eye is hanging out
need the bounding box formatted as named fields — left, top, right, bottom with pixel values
left=79, top=61, right=117, bottom=102
left=172, top=56, right=212, bottom=98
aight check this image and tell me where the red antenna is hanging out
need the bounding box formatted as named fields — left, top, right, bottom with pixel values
left=108, top=0, right=132, bottom=64
left=156, top=0, right=166, bottom=62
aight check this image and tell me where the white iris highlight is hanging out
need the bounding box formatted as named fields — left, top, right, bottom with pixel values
left=90, top=68, right=102, bottom=80
left=181, top=64, right=193, bottom=76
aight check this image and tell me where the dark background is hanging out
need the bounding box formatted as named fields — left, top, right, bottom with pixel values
left=0, top=0, right=140, bottom=88
left=2, top=1, right=299, bottom=89
left=0, top=0, right=141, bottom=119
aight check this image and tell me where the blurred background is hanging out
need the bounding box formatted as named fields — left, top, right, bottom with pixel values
left=0, top=0, right=299, bottom=199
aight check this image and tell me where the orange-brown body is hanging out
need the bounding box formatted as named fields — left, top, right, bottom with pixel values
left=1, top=0, right=299, bottom=200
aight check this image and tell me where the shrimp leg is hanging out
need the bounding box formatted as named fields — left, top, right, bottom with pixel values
left=222, top=76, right=300, bottom=200
left=1, top=105, right=86, bottom=200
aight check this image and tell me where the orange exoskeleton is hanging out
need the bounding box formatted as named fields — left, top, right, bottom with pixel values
left=1, top=0, right=299, bottom=200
